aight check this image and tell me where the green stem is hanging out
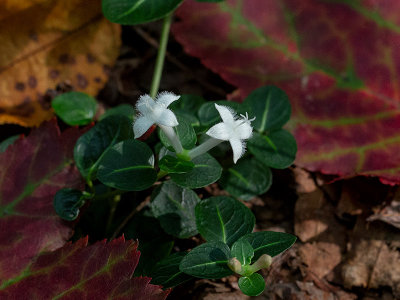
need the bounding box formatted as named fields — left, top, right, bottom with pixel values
left=94, top=189, right=124, bottom=201
left=106, top=194, right=121, bottom=235
left=150, top=13, right=173, bottom=98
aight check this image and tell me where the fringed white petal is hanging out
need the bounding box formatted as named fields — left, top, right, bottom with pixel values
left=133, top=116, right=154, bottom=138
left=136, top=94, right=155, bottom=115
left=206, top=123, right=231, bottom=140
left=157, top=109, right=179, bottom=127
left=215, top=104, right=235, bottom=126
left=234, top=121, right=253, bottom=140
left=156, top=91, right=180, bottom=107
left=229, top=138, right=245, bottom=164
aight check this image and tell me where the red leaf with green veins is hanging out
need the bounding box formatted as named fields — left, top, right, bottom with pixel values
left=0, top=120, right=84, bottom=285
left=0, top=237, right=170, bottom=299
left=173, top=0, right=400, bottom=184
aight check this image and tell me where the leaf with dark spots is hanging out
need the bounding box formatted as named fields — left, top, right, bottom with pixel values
left=0, top=236, right=170, bottom=300
left=0, top=119, right=85, bottom=285
left=172, top=0, right=400, bottom=184
left=0, top=0, right=121, bottom=127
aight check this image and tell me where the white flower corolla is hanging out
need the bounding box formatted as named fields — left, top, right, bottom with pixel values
left=133, top=92, right=180, bottom=138
left=133, top=92, right=183, bottom=153
left=206, top=104, right=254, bottom=163
left=188, top=104, right=254, bottom=163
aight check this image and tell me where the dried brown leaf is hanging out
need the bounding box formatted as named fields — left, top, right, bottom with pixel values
left=0, top=0, right=121, bottom=126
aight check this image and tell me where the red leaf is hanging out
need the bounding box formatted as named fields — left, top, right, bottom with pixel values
left=0, top=120, right=84, bottom=284
left=173, top=0, right=400, bottom=184
left=0, top=236, right=170, bottom=299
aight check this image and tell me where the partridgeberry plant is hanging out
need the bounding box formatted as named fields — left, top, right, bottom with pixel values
left=50, top=0, right=298, bottom=297
left=53, top=87, right=297, bottom=296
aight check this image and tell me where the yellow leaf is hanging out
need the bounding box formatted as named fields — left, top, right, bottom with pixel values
left=0, top=0, right=121, bottom=127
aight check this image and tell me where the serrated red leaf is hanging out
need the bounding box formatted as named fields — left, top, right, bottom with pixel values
left=0, top=236, right=170, bottom=299
left=173, top=0, right=400, bottom=184
left=0, top=120, right=84, bottom=285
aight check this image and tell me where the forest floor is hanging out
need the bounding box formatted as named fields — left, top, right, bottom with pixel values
left=3, top=20, right=398, bottom=300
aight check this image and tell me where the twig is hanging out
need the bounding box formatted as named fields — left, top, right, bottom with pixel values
left=111, top=196, right=151, bottom=240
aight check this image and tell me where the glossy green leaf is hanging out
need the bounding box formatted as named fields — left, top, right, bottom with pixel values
left=242, top=86, right=291, bottom=132
left=197, top=100, right=242, bottom=127
left=170, top=153, right=222, bottom=188
left=179, top=241, right=232, bottom=279
left=151, top=252, right=193, bottom=288
left=159, top=116, right=197, bottom=151
left=74, top=115, right=133, bottom=180
left=238, top=273, right=265, bottom=297
left=159, top=155, right=194, bottom=174
left=231, top=239, right=254, bottom=266
left=121, top=211, right=174, bottom=276
left=219, top=158, right=272, bottom=200
left=135, top=239, right=173, bottom=276
left=99, top=104, right=134, bottom=121
left=248, top=130, right=297, bottom=169
left=97, top=139, right=157, bottom=191
left=102, top=0, right=183, bottom=25
left=151, top=181, right=200, bottom=238
left=0, top=135, right=19, bottom=153
left=52, top=91, right=97, bottom=126
left=238, top=231, right=297, bottom=261
left=195, top=196, right=255, bottom=246
left=53, top=188, right=84, bottom=221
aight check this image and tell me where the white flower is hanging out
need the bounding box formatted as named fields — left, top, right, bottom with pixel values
left=133, top=92, right=180, bottom=138
left=206, top=104, right=254, bottom=163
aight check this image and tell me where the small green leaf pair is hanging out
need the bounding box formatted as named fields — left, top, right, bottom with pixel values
left=151, top=194, right=296, bottom=296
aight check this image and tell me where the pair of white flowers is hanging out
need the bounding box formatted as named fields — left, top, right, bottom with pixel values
left=133, top=92, right=255, bottom=163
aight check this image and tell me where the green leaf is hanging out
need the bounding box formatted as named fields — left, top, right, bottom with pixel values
left=151, top=252, right=193, bottom=288
left=74, top=115, right=133, bottom=180
left=102, top=0, right=183, bottom=25
left=195, top=196, right=255, bottom=246
left=53, top=188, right=84, bottom=221
left=170, top=94, right=205, bottom=126
left=197, top=100, right=242, bottom=127
left=121, top=211, right=174, bottom=276
left=219, top=158, right=272, bottom=200
left=231, top=239, right=254, bottom=266
left=238, top=231, right=297, bottom=261
left=238, top=273, right=265, bottom=297
left=135, top=239, right=173, bottom=276
left=170, top=153, right=222, bottom=188
left=248, top=130, right=297, bottom=169
left=242, top=86, right=291, bottom=132
left=179, top=241, right=232, bottom=279
left=52, top=91, right=97, bottom=126
left=159, top=115, right=197, bottom=151
left=151, top=181, right=200, bottom=238
left=0, top=135, right=19, bottom=153
left=159, top=155, right=194, bottom=174
left=97, top=140, right=157, bottom=191
left=99, top=104, right=134, bottom=121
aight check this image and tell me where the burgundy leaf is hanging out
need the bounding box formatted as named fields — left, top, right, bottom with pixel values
left=0, top=236, right=170, bottom=300
left=173, top=0, right=400, bottom=184
left=0, top=120, right=84, bottom=284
